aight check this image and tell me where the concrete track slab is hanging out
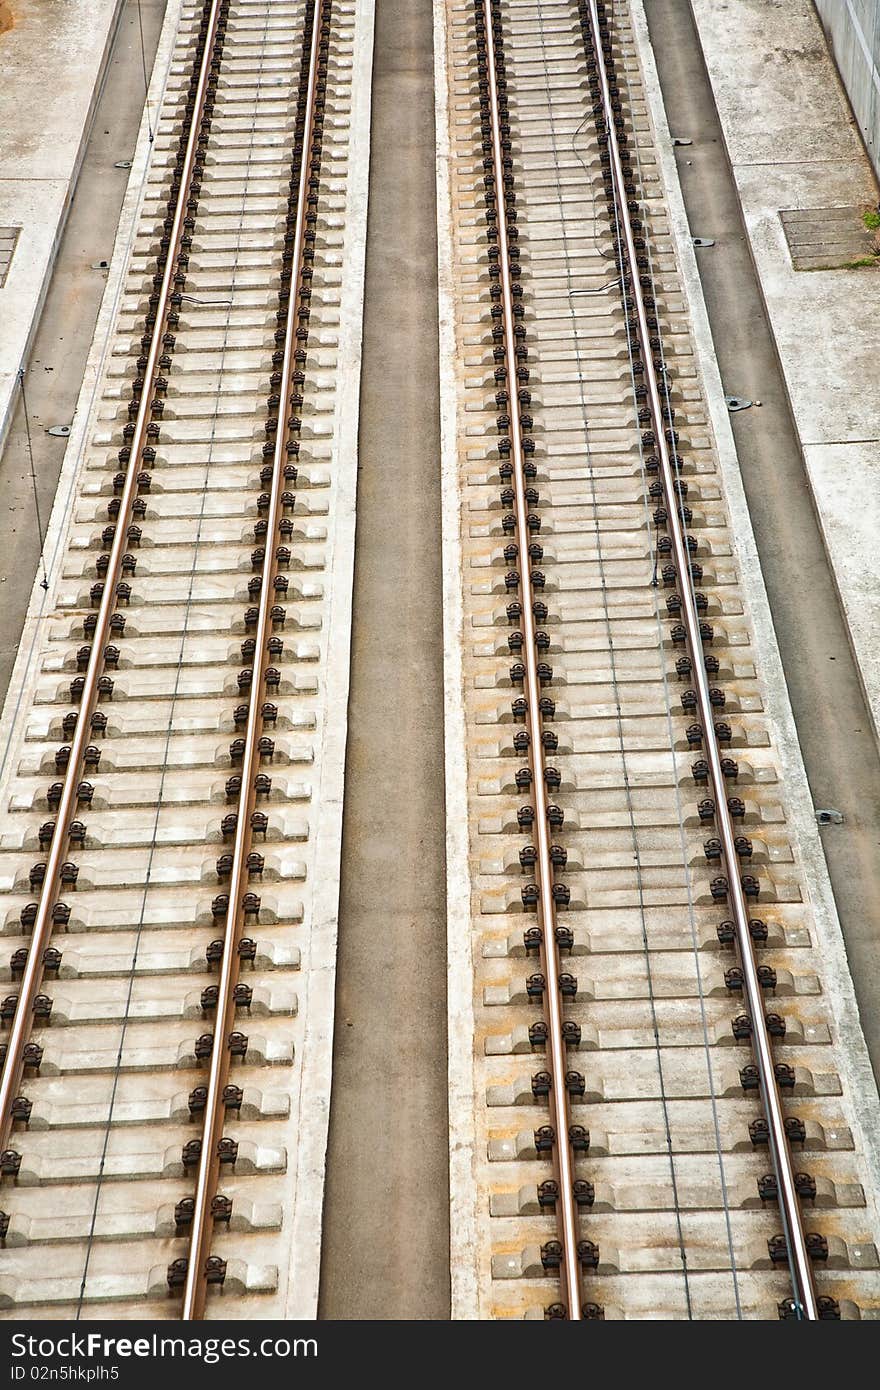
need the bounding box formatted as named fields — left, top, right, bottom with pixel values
left=688, top=0, right=880, bottom=742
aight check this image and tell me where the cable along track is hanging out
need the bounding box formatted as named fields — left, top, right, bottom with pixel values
left=445, top=0, right=880, bottom=1320
left=0, top=0, right=359, bottom=1318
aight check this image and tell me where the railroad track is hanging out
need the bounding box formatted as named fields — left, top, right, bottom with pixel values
left=1, top=0, right=879, bottom=1327
left=0, top=0, right=370, bottom=1318
left=439, top=0, right=880, bottom=1319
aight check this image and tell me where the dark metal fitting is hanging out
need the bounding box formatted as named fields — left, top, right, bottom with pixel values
left=174, top=1199, right=195, bottom=1230
left=765, top=1012, right=786, bottom=1037
left=534, top=1124, right=555, bottom=1153
left=523, top=926, right=542, bottom=954
left=528, top=1022, right=548, bottom=1048
left=573, top=1180, right=595, bottom=1208
left=10, top=1097, right=31, bottom=1124
left=540, top=1241, right=563, bottom=1272
left=578, top=1240, right=600, bottom=1269
left=537, top=1179, right=559, bottom=1209
left=710, top=876, right=729, bottom=902
left=217, top=1137, right=238, bottom=1166
left=531, top=1071, right=552, bottom=1098
left=517, top=806, right=535, bottom=829
left=228, top=1031, right=249, bottom=1057
left=211, top=1195, right=233, bottom=1223
left=565, top=1071, right=586, bottom=1096
left=562, top=1021, right=581, bottom=1047
left=546, top=804, right=564, bottom=828
left=555, top=925, right=575, bottom=953
left=518, top=845, right=537, bottom=871
left=181, top=1139, right=202, bottom=1168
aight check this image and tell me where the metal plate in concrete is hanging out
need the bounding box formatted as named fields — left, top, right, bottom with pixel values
left=780, top=206, right=879, bottom=271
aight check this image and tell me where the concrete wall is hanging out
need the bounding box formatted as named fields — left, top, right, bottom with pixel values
left=814, top=0, right=880, bottom=182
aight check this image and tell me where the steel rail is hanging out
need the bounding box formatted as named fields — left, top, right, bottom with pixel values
left=0, top=0, right=226, bottom=1155
left=180, top=0, right=328, bottom=1321
left=583, top=0, right=819, bottom=1320
left=482, top=0, right=583, bottom=1320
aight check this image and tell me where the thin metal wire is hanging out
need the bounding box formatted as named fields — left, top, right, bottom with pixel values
left=17, top=369, right=49, bottom=591
left=135, top=0, right=156, bottom=142
left=73, top=0, right=281, bottom=1313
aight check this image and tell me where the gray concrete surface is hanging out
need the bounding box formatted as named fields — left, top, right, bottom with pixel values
left=318, top=0, right=451, bottom=1321
left=0, top=0, right=129, bottom=455
left=815, top=0, right=880, bottom=182
left=686, top=0, right=880, bottom=751
left=0, top=0, right=165, bottom=698
left=644, top=0, right=880, bottom=1080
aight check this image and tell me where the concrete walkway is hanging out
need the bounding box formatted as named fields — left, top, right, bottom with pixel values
left=0, top=1, right=166, bottom=697
left=318, top=0, right=451, bottom=1320
left=0, top=0, right=133, bottom=456
left=688, top=0, right=880, bottom=747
